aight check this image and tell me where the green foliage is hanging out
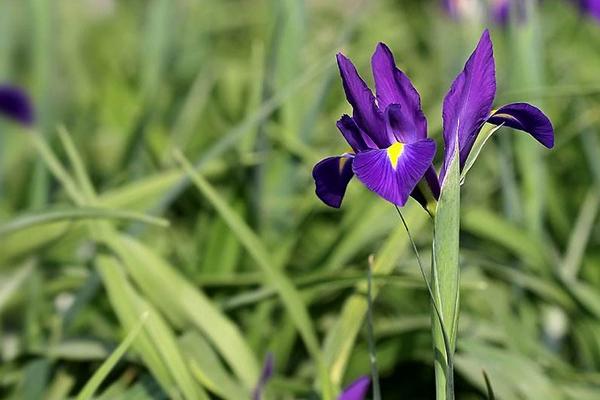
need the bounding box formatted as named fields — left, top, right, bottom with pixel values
left=0, top=1, right=600, bottom=399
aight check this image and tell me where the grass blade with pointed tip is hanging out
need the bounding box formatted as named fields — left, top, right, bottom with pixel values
left=173, top=149, right=332, bottom=399
left=76, top=311, right=149, bottom=400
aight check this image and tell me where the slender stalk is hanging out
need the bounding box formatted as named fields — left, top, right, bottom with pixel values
left=366, top=256, right=381, bottom=400
left=394, top=206, right=454, bottom=400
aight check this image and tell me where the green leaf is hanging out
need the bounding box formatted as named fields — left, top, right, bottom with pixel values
left=174, top=150, right=332, bottom=399
left=96, top=255, right=208, bottom=400
left=322, top=204, right=427, bottom=387
left=432, top=141, right=460, bottom=400
left=0, top=207, right=168, bottom=237
left=76, top=311, right=149, bottom=400
left=100, top=233, right=260, bottom=389
left=179, top=332, right=248, bottom=400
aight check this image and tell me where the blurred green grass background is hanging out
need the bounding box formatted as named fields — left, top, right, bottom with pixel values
left=1, top=0, right=600, bottom=398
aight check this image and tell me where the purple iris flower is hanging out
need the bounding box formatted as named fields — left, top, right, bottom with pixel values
left=313, top=30, right=553, bottom=211
left=442, top=0, right=484, bottom=21
left=312, top=43, right=437, bottom=208
left=337, top=376, right=370, bottom=400
left=0, top=85, right=33, bottom=126
left=442, top=0, right=525, bottom=26
left=439, top=29, right=553, bottom=185
left=579, top=0, right=600, bottom=21
left=252, top=354, right=370, bottom=400
left=490, top=0, right=512, bottom=25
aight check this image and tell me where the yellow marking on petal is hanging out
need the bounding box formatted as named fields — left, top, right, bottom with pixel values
left=492, top=112, right=518, bottom=122
left=338, top=157, right=348, bottom=174
left=386, top=142, right=405, bottom=168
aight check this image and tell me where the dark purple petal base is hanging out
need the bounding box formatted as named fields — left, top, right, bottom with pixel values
left=487, top=102, right=554, bottom=148
left=313, top=155, right=355, bottom=208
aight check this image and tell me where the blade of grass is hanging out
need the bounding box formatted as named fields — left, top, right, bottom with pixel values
left=0, top=207, right=169, bottom=236
left=173, top=149, right=332, bottom=399
left=76, top=311, right=149, bottom=400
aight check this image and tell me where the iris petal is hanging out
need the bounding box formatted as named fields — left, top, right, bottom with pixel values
left=0, top=86, right=33, bottom=126
left=313, top=155, right=355, bottom=208
left=338, top=376, right=370, bottom=400
left=336, top=53, right=388, bottom=148
left=440, top=29, right=496, bottom=184
left=353, top=139, right=436, bottom=206
left=487, top=102, right=554, bottom=148
left=372, top=43, right=428, bottom=143
left=337, top=115, right=375, bottom=152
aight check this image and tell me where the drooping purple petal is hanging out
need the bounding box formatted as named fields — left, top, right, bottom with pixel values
left=372, top=43, right=427, bottom=143
left=440, top=29, right=496, bottom=184
left=337, top=115, right=375, bottom=152
left=487, top=102, right=554, bottom=148
left=313, top=155, right=355, bottom=208
left=0, top=86, right=34, bottom=126
left=336, top=53, right=388, bottom=148
left=252, top=353, right=274, bottom=400
left=353, top=139, right=436, bottom=206
left=338, top=376, right=370, bottom=400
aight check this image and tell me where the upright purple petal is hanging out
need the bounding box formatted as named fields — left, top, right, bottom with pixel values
left=337, top=115, right=376, bottom=152
left=337, top=53, right=388, bottom=148
left=0, top=86, right=34, bottom=126
left=487, top=103, right=554, bottom=148
left=313, top=155, right=355, bottom=208
left=338, top=376, right=370, bottom=400
left=353, top=139, right=436, bottom=206
left=252, top=353, right=274, bottom=400
left=440, top=29, right=496, bottom=183
left=372, top=43, right=428, bottom=143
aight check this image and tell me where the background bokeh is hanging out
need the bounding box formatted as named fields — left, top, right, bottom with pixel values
left=1, top=0, right=600, bottom=399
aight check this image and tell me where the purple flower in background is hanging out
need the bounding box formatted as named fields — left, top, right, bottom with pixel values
left=442, top=0, right=525, bottom=26
left=252, top=354, right=370, bottom=400
left=0, top=85, right=33, bottom=126
left=314, top=30, right=553, bottom=212
left=579, top=0, right=600, bottom=21
left=338, top=376, right=370, bottom=400
left=442, top=0, right=484, bottom=21
left=312, top=43, right=437, bottom=208
left=490, top=0, right=511, bottom=25
left=252, top=353, right=274, bottom=400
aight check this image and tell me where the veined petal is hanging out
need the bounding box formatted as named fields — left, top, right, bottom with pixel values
left=384, top=104, right=417, bottom=145
left=372, top=43, right=427, bottom=142
left=441, top=29, right=496, bottom=183
left=0, top=85, right=33, bottom=126
left=487, top=103, right=554, bottom=148
left=338, top=376, right=370, bottom=400
left=337, top=115, right=376, bottom=152
left=313, top=155, right=355, bottom=208
left=353, top=139, right=436, bottom=206
left=336, top=53, right=388, bottom=148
